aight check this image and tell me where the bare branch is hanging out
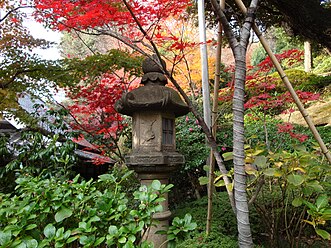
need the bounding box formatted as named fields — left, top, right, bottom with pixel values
left=0, top=5, right=34, bottom=23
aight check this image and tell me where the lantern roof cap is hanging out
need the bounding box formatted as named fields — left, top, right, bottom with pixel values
left=115, top=55, right=189, bottom=117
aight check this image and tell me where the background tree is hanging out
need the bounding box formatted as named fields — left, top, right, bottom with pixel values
left=60, top=31, right=123, bottom=59
left=0, top=0, right=65, bottom=123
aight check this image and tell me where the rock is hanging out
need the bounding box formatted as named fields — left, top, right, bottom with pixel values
left=279, top=99, right=331, bottom=126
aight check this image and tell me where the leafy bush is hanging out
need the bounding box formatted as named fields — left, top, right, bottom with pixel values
left=313, top=53, right=331, bottom=74
left=245, top=116, right=331, bottom=153
left=6, top=132, right=77, bottom=177
left=173, top=192, right=237, bottom=236
left=245, top=144, right=331, bottom=247
left=0, top=130, right=78, bottom=194
left=269, top=69, right=331, bottom=92
left=176, top=112, right=209, bottom=171
left=0, top=172, right=173, bottom=248
left=176, top=231, right=238, bottom=248
left=157, top=214, right=197, bottom=248
left=172, top=191, right=238, bottom=247
left=173, top=109, right=233, bottom=203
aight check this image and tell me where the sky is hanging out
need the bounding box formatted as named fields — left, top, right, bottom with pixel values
left=23, top=12, right=65, bottom=101
left=23, top=11, right=62, bottom=60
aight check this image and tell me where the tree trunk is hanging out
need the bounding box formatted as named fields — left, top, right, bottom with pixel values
left=210, top=0, right=259, bottom=247
left=233, top=46, right=253, bottom=248
left=304, top=41, right=312, bottom=72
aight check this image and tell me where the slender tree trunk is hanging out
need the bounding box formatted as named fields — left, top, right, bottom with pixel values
left=210, top=0, right=259, bottom=247
left=233, top=46, right=253, bottom=247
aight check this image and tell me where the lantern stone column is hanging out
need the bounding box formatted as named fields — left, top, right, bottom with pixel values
left=115, top=55, right=189, bottom=247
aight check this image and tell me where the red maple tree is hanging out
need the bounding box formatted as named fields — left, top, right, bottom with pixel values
left=219, top=49, right=320, bottom=143
left=31, top=0, right=193, bottom=162
left=33, top=0, right=191, bottom=38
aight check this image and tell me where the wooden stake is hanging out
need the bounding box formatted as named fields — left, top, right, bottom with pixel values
left=206, top=0, right=226, bottom=235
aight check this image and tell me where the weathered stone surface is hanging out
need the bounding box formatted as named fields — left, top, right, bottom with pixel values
left=115, top=55, right=189, bottom=117
left=114, top=55, right=189, bottom=248
left=131, top=112, right=177, bottom=152
left=279, top=99, right=331, bottom=126
left=142, top=55, right=166, bottom=74
left=115, top=84, right=189, bottom=117
left=126, top=152, right=185, bottom=166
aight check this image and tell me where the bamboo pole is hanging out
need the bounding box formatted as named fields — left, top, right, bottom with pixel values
left=206, top=0, right=226, bottom=235
left=234, top=0, right=331, bottom=164
left=198, top=0, right=212, bottom=128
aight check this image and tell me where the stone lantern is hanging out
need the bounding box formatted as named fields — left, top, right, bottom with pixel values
left=115, top=55, right=189, bottom=247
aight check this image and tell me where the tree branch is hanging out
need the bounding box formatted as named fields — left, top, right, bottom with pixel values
left=0, top=5, right=34, bottom=23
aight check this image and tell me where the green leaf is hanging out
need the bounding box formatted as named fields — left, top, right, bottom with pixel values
left=25, top=224, right=37, bottom=230
left=56, top=227, right=64, bottom=238
left=321, top=209, right=331, bottom=215
left=44, top=224, right=56, bottom=239
left=118, top=237, right=127, bottom=243
left=26, top=239, right=38, bottom=248
left=287, top=174, right=304, bottom=186
left=63, top=230, right=71, bottom=240
left=186, top=222, right=197, bottom=230
left=316, top=195, right=328, bottom=211
left=66, top=236, right=78, bottom=244
left=88, top=216, right=101, bottom=223
left=214, top=180, right=225, bottom=187
left=254, top=156, right=267, bottom=168
left=55, top=207, right=73, bottom=223
left=167, top=233, right=176, bottom=241
left=108, top=226, right=118, bottom=235
left=198, top=176, right=208, bottom=185
left=203, top=165, right=210, bottom=172
left=263, top=168, right=278, bottom=177
left=79, top=236, right=89, bottom=245
left=306, top=181, right=324, bottom=192
left=163, top=184, right=174, bottom=192
left=292, top=197, right=303, bottom=207
left=315, top=228, right=330, bottom=240
left=155, top=230, right=167, bottom=235
left=184, top=213, right=192, bottom=223
left=0, top=230, right=11, bottom=245
left=121, top=170, right=134, bottom=181
left=94, top=237, right=105, bottom=246
left=54, top=241, right=64, bottom=248
left=303, top=200, right=317, bottom=211
left=151, top=180, right=161, bottom=191
left=98, top=174, right=116, bottom=182
left=223, top=152, right=233, bottom=161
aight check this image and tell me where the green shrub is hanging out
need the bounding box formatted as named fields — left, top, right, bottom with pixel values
left=0, top=172, right=173, bottom=248
left=267, top=69, right=331, bottom=92
left=245, top=144, right=331, bottom=247
left=173, top=192, right=237, bottom=236
left=245, top=116, right=331, bottom=153
left=176, top=113, right=209, bottom=171
left=176, top=231, right=238, bottom=248
left=313, top=53, right=331, bottom=74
